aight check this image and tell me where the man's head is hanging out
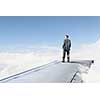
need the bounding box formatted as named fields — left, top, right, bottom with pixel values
left=65, top=35, right=69, bottom=39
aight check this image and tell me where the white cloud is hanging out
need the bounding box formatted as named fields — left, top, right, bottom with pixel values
left=0, top=39, right=100, bottom=83
left=71, top=39, right=100, bottom=82
left=0, top=46, right=61, bottom=79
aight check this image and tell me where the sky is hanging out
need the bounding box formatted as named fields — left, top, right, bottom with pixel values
left=0, top=16, right=100, bottom=51
left=0, top=17, right=100, bottom=82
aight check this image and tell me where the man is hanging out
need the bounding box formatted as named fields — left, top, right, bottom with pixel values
left=62, top=35, right=71, bottom=62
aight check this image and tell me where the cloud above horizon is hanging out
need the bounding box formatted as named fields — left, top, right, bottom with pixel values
left=71, top=39, right=100, bottom=82
left=0, top=39, right=100, bottom=82
left=0, top=46, right=61, bottom=79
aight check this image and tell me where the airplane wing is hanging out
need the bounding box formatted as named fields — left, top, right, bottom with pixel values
left=0, top=60, right=94, bottom=83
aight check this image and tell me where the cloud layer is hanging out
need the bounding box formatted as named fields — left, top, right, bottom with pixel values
left=71, top=39, right=100, bottom=82
left=0, top=39, right=100, bottom=82
left=0, top=47, right=61, bottom=79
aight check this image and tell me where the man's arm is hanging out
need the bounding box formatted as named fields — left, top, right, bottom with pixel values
left=62, top=39, right=66, bottom=49
left=69, top=40, right=71, bottom=48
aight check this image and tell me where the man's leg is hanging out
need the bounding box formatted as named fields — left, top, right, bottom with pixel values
left=67, top=51, right=70, bottom=62
left=62, top=50, right=66, bottom=62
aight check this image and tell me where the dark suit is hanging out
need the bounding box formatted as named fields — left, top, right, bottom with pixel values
left=62, top=38, right=71, bottom=62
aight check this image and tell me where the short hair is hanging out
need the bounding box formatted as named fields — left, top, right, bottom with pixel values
left=66, top=35, right=69, bottom=38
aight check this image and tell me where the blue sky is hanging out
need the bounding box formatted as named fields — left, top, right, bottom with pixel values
left=0, top=16, right=100, bottom=51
